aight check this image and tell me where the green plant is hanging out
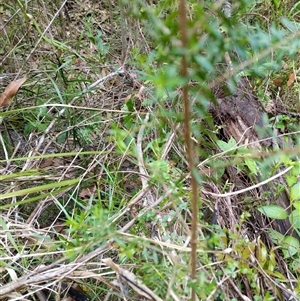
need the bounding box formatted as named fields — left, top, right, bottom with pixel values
left=1, top=0, right=300, bottom=300
left=258, top=161, right=300, bottom=258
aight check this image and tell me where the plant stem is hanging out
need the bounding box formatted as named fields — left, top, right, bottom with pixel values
left=178, top=1, right=199, bottom=300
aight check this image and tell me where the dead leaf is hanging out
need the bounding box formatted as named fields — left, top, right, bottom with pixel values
left=6, top=268, right=18, bottom=281
left=40, top=158, right=54, bottom=168
left=79, top=185, right=96, bottom=198
left=135, top=85, right=145, bottom=101
left=273, top=78, right=283, bottom=86
left=75, top=58, right=82, bottom=67
left=40, top=157, right=64, bottom=168
left=287, top=72, right=295, bottom=87
left=124, top=94, right=132, bottom=102
left=0, top=76, right=27, bottom=107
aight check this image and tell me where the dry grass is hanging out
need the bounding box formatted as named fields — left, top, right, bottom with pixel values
left=0, top=1, right=300, bottom=301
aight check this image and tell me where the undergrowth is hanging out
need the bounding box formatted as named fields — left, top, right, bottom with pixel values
left=0, top=0, right=300, bottom=300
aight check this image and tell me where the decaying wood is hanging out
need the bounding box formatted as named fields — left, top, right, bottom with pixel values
left=212, top=77, right=270, bottom=148
left=210, top=76, right=300, bottom=241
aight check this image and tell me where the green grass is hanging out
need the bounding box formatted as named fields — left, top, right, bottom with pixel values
left=0, top=0, right=299, bottom=300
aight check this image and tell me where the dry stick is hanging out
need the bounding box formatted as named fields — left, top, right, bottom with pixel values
left=137, top=113, right=149, bottom=187
left=33, top=290, right=47, bottom=301
left=0, top=241, right=105, bottom=296
left=202, top=166, right=293, bottom=198
left=0, top=131, right=9, bottom=161
left=1, top=187, right=172, bottom=297
left=178, top=1, right=198, bottom=301
left=161, top=124, right=181, bottom=160
left=137, top=112, right=155, bottom=206
left=0, top=184, right=162, bottom=296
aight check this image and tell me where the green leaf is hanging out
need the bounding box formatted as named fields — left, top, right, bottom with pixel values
left=293, top=201, right=300, bottom=211
left=0, top=170, right=41, bottom=181
left=194, top=55, right=214, bottom=72
left=216, top=140, right=228, bottom=152
left=0, top=217, right=19, bottom=252
left=124, top=98, right=134, bottom=111
left=0, top=186, right=74, bottom=210
left=267, top=229, right=284, bottom=245
left=290, top=163, right=300, bottom=176
left=216, top=137, right=236, bottom=153
left=0, top=178, right=80, bottom=202
left=286, top=175, right=298, bottom=187
left=244, top=157, right=258, bottom=175
left=290, top=182, right=300, bottom=202
left=258, top=205, right=288, bottom=220
left=227, top=137, right=237, bottom=149
left=282, top=236, right=300, bottom=258
left=207, top=159, right=225, bottom=181
left=264, top=270, right=286, bottom=280
left=289, top=209, right=300, bottom=229
left=281, top=18, right=300, bottom=32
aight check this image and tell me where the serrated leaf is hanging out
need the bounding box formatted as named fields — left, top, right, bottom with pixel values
left=290, top=182, right=300, bottom=202
left=282, top=236, right=299, bottom=258
left=279, top=155, right=291, bottom=165
left=258, top=205, right=288, bottom=220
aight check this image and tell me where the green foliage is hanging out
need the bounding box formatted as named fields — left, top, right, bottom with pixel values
left=216, top=137, right=237, bottom=153
left=270, top=114, right=299, bottom=133
left=0, top=178, right=80, bottom=207
left=1, top=0, right=300, bottom=300
left=85, top=19, right=110, bottom=58
left=258, top=204, right=288, bottom=220
left=65, top=204, right=114, bottom=256
left=291, top=183, right=300, bottom=202
left=259, top=162, right=300, bottom=258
